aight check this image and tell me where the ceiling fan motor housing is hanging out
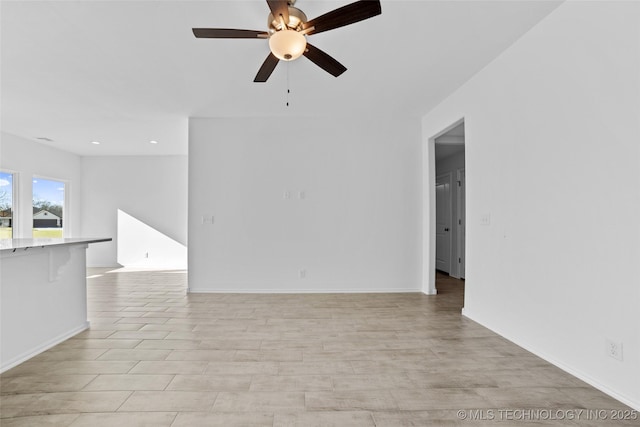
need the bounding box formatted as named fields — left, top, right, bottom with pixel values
left=268, top=6, right=307, bottom=32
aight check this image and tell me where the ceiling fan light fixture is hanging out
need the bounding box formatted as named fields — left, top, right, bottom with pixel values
left=192, top=0, right=382, bottom=82
left=268, top=29, right=306, bottom=61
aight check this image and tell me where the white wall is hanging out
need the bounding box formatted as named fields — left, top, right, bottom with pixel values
left=0, top=132, right=82, bottom=238
left=422, top=1, right=640, bottom=409
left=81, top=156, right=188, bottom=268
left=189, top=116, right=422, bottom=292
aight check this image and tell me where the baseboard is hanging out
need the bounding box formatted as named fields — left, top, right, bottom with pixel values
left=188, top=287, right=421, bottom=294
left=462, top=309, right=640, bottom=411
left=86, top=263, right=121, bottom=268
left=0, top=322, right=90, bottom=373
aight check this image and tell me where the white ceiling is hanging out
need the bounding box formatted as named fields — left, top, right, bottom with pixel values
left=1, top=0, right=562, bottom=156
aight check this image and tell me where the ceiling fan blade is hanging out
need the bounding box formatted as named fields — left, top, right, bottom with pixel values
left=266, top=0, right=289, bottom=28
left=303, top=43, right=347, bottom=77
left=192, top=28, right=268, bottom=39
left=254, top=53, right=280, bottom=82
left=302, top=0, right=381, bottom=35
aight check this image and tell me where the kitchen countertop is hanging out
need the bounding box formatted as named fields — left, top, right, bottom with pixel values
left=0, top=237, right=112, bottom=251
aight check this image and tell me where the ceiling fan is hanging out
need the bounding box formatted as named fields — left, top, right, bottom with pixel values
left=192, top=0, right=382, bottom=82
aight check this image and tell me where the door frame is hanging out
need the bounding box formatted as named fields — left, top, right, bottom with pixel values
left=455, top=167, right=465, bottom=279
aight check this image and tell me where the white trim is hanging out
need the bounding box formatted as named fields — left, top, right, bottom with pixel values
left=423, top=135, right=437, bottom=294
left=456, top=167, right=466, bottom=279
left=0, top=322, right=89, bottom=373
left=0, top=169, right=18, bottom=238
left=462, top=308, right=640, bottom=411
left=189, top=287, right=421, bottom=294
left=435, top=135, right=464, bottom=145
left=64, top=179, right=71, bottom=237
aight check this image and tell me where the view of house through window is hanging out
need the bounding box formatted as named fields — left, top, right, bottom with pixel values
left=0, top=171, right=13, bottom=238
left=33, top=178, right=64, bottom=238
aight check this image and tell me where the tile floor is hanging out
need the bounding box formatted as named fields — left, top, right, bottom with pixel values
left=1, top=269, right=637, bottom=426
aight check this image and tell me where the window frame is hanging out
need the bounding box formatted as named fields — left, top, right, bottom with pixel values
left=0, top=169, right=18, bottom=239
left=31, top=175, right=69, bottom=238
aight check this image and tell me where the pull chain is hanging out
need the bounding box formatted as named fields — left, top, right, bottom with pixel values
left=286, top=61, right=290, bottom=107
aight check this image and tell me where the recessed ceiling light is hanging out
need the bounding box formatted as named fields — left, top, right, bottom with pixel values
left=149, top=140, right=158, bottom=144
left=91, top=141, right=100, bottom=145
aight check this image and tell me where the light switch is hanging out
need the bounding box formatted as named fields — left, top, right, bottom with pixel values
left=201, top=215, right=214, bottom=225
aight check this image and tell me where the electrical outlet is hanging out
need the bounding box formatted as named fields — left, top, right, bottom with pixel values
left=283, top=191, right=292, bottom=200
left=606, top=339, right=623, bottom=361
left=299, top=269, right=306, bottom=279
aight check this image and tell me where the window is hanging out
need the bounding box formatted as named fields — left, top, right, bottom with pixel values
left=0, top=171, right=13, bottom=238
left=33, top=178, right=64, bottom=238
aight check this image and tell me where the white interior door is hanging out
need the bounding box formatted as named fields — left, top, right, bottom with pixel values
left=436, top=173, right=452, bottom=273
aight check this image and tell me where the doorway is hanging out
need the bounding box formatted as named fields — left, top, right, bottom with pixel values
left=434, top=122, right=466, bottom=283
